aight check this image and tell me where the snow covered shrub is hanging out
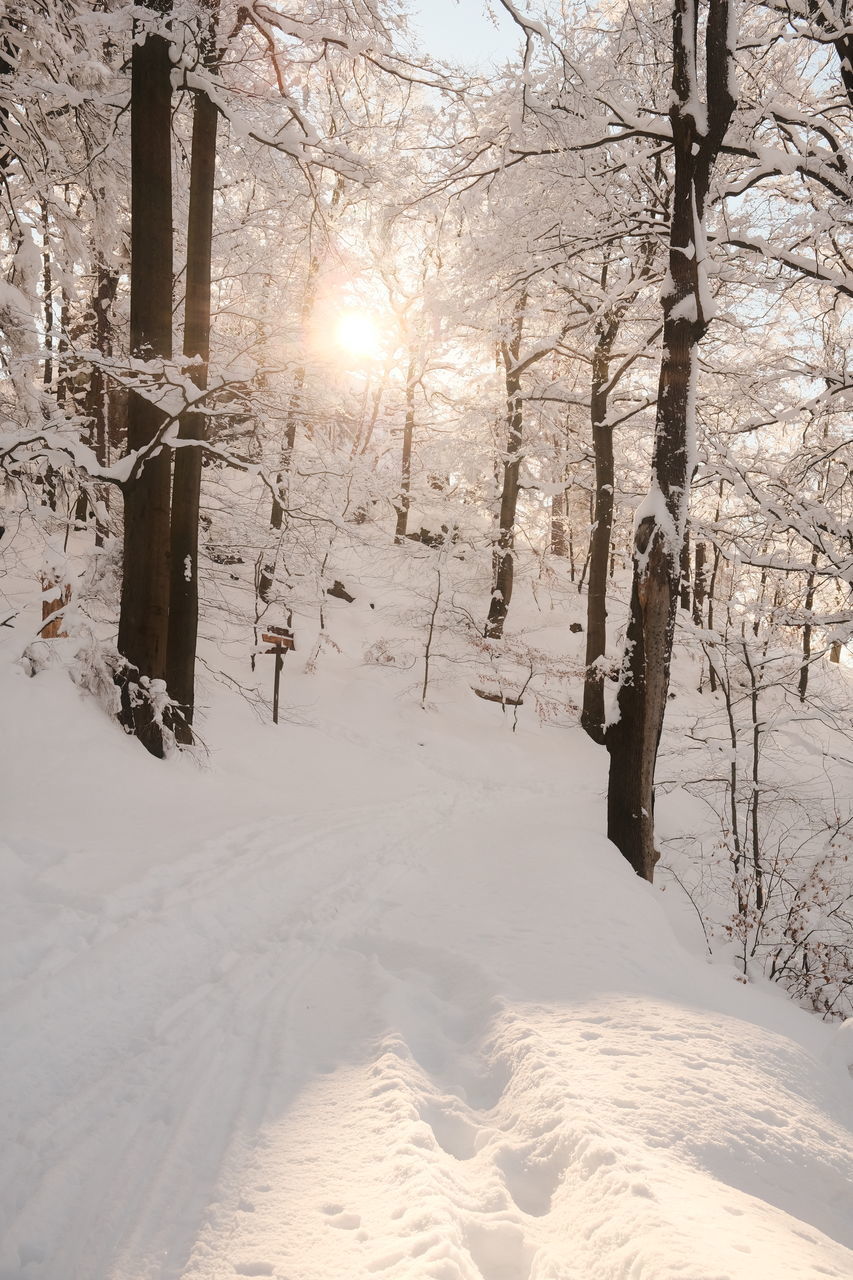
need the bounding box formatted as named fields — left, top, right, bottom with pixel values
left=364, top=638, right=417, bottom=669
left=661, top=624, right=853, bottom=1019
left=766, top=848, right=853, bottom=1019
left=113, top=667, right=178, bottom=758
left=75, top=541, right=122, bottom=616
left=68, top=634, right=126, bottom=720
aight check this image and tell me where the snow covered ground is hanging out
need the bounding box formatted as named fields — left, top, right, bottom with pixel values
left=2, top=601, right=853, bottom=1280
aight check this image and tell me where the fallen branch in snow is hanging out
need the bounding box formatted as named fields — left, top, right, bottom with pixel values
left=472, top=686, right=525, bottom=706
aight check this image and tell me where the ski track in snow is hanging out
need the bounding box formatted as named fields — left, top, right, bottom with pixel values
left=1, top=792, right=456, bottom=1280
left=2, top=725, right=853, bottom=1279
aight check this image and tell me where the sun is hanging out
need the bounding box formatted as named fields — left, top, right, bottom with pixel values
left=335, top=310, right=382, bottom=359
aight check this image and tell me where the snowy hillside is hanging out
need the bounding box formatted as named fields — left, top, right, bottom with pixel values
left=2, top=614, right=853, bottom=1280
left=5, top=0, right=853, bottom=1273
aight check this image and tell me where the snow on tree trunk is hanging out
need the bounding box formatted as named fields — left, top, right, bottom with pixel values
left=582, top=316, right=619, bottom=743
left=167, top=4, right=219, bottom=744
left=605, top=0, right=737, bottom=880
left=394, top=351, right=417, bottom=543
left=485, top=297, right=526, bottom=641
left=117, top=0, right=174, bottom=758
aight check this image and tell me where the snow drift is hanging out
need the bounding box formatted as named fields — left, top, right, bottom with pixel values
left=1, top=643, right=852, bottom=1280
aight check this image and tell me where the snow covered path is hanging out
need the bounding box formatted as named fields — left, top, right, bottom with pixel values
left=2, top=667, right=853, bottom=1280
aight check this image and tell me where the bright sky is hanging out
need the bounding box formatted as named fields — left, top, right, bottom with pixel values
left=407, top=0, right=521, bottom=68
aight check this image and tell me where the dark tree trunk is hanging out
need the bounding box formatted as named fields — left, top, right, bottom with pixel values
left=582, top=316, right=618, bottom=742
left=679, top=528, right=691, bottom=610
left=706, top=483, right=724, bottom=692
left=581, top=244, right=657, bottom=741
left=41, top=202, right=53, bottom=389
left=606, top=0, right=736, bottom=880
left=167, top=20, right=218, bottom=743
left=810, top=2, right=853, bottom=110
left=256, top=367, right=305, bottom=604
left=74, top=253, right=113, bottom=533
left=550, top=486, right=568, bottom=557
left=485, top=298, right=525, bottom=640
left=798, top=548, right=819, bottom=703
left=394, top=353, right=417, bottom=543
left=85, top=256, right=118, bottom=544
left=753, top=557, right=768, bottom=636
left=37, top=203, right=59, bottom=512
left=706, top=541, right=722, bottom=691
left=0, top=21, right=15, bottom=176
left=692, top=541, right=707, bottom=626
left=117, top=0, right=174, bottom=757
left=56, top=286, right=73, bottom=408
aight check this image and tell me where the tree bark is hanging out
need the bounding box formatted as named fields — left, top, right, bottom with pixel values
left=582, top=245, right=656, bottom=741
left=692, top=541, right=707, bottom=626
left=166, top=14, right=218, bottom=743
left=257, top=257, right=318, bottom=603
left=605, top=0, right=736, bottom=880
left=0, top=23, right=14, bottom=176
left=89, top=262, right=118, bottom=465
left=550, top=486, right=568, bottom=557
left=706, top=484, right=724, bottom=692
left=485, top=297, right=525, bottom=639
left=679, top=527, right=692, bottom=611
left=41, top=202, right=53, bottom=389
left=117, top=0, right=174, bottom=757
left=394, top=352, right=417, bottom=542
left=86, top=256, right=118, bottom=544
left=798, top=547, right=819, bottom=703
left=582, top=316, right=618, bottom=742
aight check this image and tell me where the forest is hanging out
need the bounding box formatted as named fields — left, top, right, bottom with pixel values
left=2, top=1, right=853, bottom=1276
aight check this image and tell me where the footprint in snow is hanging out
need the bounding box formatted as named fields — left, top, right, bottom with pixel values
left=465, top=1220, right=534, bottom=1280
left=348, top=935, right=511, bottom=1109
left=321, top=1203, right=362, bottom=1229
left=421, top=1100, right=481, bottom=1160
left=496, top=1142, right=567, bottom=1217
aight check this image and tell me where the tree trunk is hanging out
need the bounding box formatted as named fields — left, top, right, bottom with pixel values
left=41, top=202, right=53, bottom=389
left=692, top=541, right=707, bottom=626
left=605, top=0, right=736, bottom=880
left=582, top=317, right=618, bottom=742
left=581, top=244, right=656, bottom=741
left=86, top=256, right=118, bottom=544
left=355, top=377, right=385, bottom=458
left=0, top=21, right=15, bottom=176
left=485, top=298, right=525, bottom=640
left=256, top=367, right=305, bottom=604
left=798, top=547, right=819, bottom=703
left=56, top=285, right=72, bottom=408
left=550, top=486, right=568, bottom=557
left=679, top=527, right=691, bottom=610
left=394, top=352, right=416, bottom=542
left=167, top=18, right=218, bottom=743
left=117, top=0, right=174, bottom=757
left=257, top=257, right=318, bottom=603
left=707, top=492, right=723, bottom=692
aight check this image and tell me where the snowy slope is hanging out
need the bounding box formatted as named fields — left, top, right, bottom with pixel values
left=2, top=637, right=853, bottom=1280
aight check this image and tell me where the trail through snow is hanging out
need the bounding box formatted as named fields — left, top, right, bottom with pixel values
left=2, top=663, right=853, bottom=1280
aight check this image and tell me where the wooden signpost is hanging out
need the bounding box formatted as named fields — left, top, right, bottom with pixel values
left=40, top=572, right=71, bottom=638
left=261, top=624, right=294, bottom=724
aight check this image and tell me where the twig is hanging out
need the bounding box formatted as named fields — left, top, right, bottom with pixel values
left=422, top=567, right=441, bottom=708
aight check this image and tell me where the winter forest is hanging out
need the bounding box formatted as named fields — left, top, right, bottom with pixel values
left=2, top=0, right=853, bottom=1276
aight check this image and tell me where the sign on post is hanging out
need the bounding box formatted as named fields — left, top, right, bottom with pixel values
left=261, top=624, right=294, bottom=725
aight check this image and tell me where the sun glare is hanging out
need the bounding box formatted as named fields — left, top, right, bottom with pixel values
left=336, top=311, right=381, bottom=359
